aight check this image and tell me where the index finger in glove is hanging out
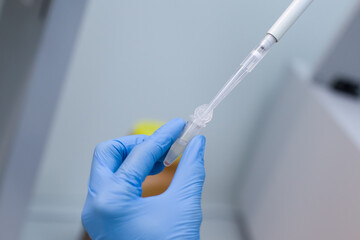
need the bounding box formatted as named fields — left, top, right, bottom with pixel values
left=115, top=118, right=185, bottom=189
left=89, top=135, right=148, bottom=192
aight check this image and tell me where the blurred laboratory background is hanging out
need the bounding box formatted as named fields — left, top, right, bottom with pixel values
left=0, top=0, right=360, bottom=239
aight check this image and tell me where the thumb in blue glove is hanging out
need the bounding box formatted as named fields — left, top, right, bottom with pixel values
left=81, top=118, right=206, bottom=239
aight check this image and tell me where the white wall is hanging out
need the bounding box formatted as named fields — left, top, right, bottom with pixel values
left=25, top=0, right=357, bottom=238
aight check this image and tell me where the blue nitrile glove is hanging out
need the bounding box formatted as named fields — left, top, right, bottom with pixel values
left=81, top=118, right=206, bottom=240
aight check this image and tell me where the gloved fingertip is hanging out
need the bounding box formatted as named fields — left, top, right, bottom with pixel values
left=167, top=135, right=206, bottom=194
left=114, top=119, right=186, bottom=187
left=169, top=118, right=186, bottom=127
left=177, top=135, right=206, bottom=169
left=188, top=135, right=206, bottom=153
left=145, top=118, right=186, bottom=158
left=154, top=118, right=185, bottom=134
left=196, top=135, right=206, bottom=146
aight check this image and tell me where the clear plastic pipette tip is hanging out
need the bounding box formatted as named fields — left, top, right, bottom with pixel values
left=164, top=35, right=276, bottom=167
left=163, top=0, right=313, bottom=167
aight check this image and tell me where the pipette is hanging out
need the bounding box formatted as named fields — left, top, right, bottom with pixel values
left=164, top=0, right=314, bottom=167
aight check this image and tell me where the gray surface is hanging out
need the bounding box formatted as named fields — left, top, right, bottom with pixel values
left=23, top=0, right=357, bottom=239
left=315, top=84, right=360, bottom=148
left=315, top=1, right=360, bottom=86
left=238, top=64, right=360, bottom=239
left=0, top=0, right=47, bottom=180
left=0, top=0, right=4, bottom=15
left=0, top=1, right=87, bottom=239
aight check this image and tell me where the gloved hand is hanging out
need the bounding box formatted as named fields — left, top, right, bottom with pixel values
left=81, top=118, right=206, bottom=240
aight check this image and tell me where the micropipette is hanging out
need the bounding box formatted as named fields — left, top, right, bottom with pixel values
left=164, top=0, right=314, bottom=167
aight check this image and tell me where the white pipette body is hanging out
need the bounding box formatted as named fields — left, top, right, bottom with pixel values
left=164, top=0, right=313, bottom=167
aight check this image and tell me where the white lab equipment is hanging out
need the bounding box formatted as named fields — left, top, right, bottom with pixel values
left=164, top=0, right=314, bottom=167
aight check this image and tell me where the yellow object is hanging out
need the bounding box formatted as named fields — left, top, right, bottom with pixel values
left=133, top=120, right=165, bottom=136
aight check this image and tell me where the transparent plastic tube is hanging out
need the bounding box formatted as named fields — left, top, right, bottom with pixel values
left=163, top=34, right=276, bottom=167
left=164, top=0, right=314, bottom=166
